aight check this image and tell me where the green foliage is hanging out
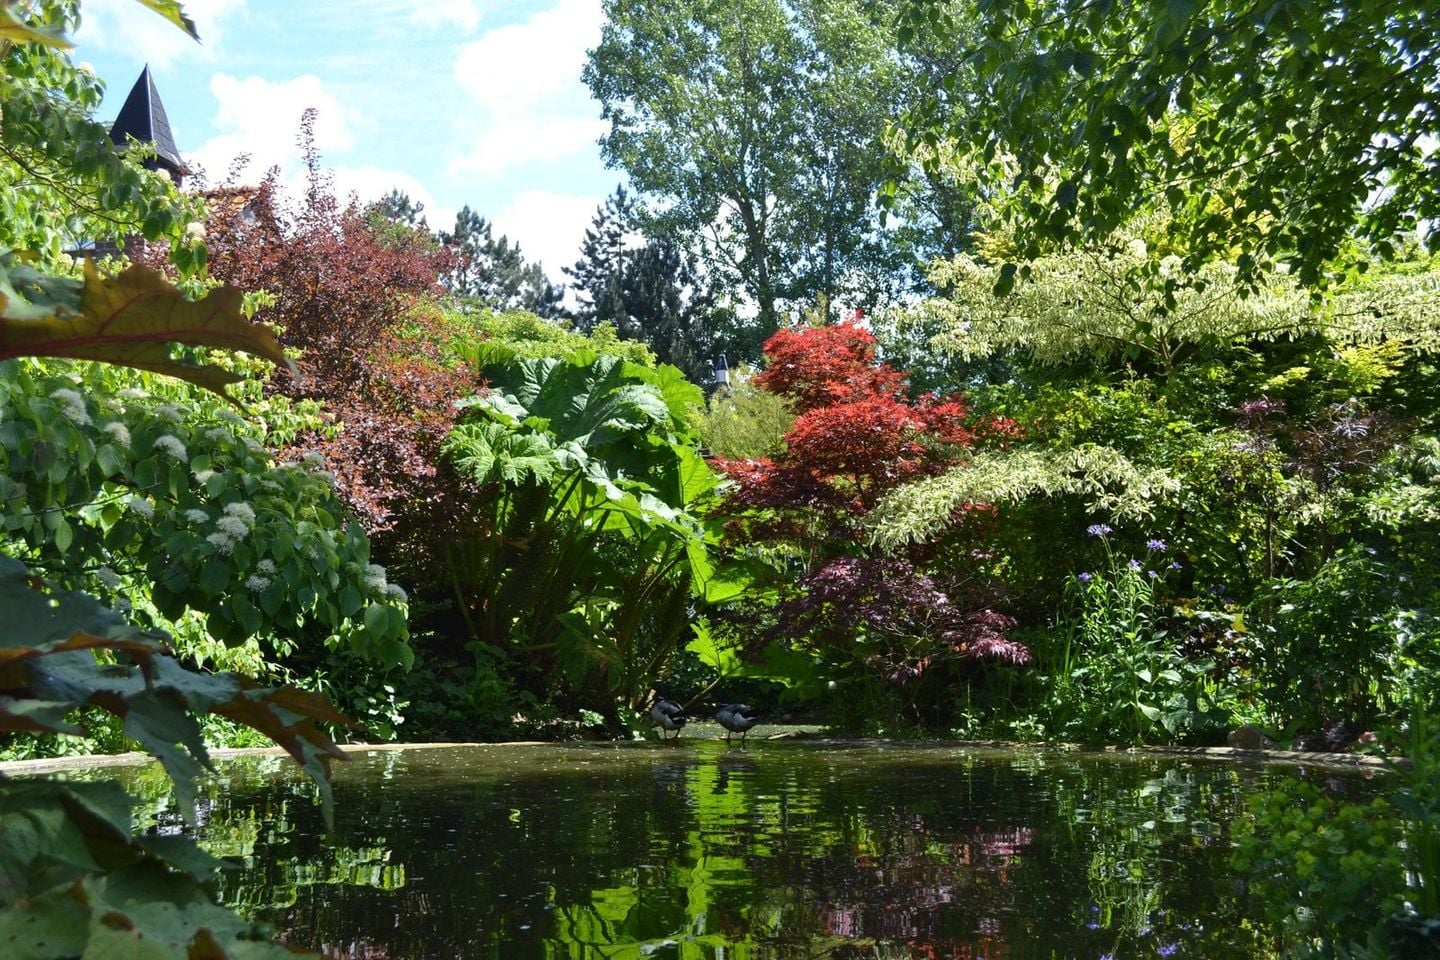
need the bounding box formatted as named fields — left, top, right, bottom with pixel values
left=0, top=556, right=345, bottom=957
left=870, top=444, right=1180, bottom=553
left=0, top=357, right=411, bottom=669
left=440, top=346, right=723, bottom=716
left=696, top=373, right=796, bottom=459
left=898, top=0, right=1440, bottom=291
left=0, top=1, right=204, bottom=270
left=914, top=241, right=1440, bottom=375
left=447, top=308, right=656, bottom=367
left=1233, top=779, right=1410, bottom=958
left=1261, top=548, right=1440, bottom=734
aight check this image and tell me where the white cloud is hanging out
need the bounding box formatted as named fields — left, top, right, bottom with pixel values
left=188, top=73, right=357, bottom=184
left=331, top=166, right=443, bottom=224
left=449, top=0, right=606, bottom=176
left=187, top=73, right=440, bottom=225
left=76, top=0, right=246, bottom=70
left=491, top=190, right=602, bottom=277
left=409, top=0, right=482, bottom=33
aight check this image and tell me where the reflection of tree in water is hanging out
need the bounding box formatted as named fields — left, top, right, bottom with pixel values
left=116, top=745, right=1351, bottom=958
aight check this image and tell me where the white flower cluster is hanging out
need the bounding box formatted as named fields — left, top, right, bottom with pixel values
left=216, top=515, right=250, bottom=538
left=184, top=508, right=209, bottom=525
left=127, top=496, right=155, bottom=519
left=244, top=573, right=270, bottom=592
left=117, top=388, right=148, bottom=400
left=385, top=582, right=408, bottom=603
left=153, top=403, right=187, bottom=423
left=223, top=502, right=257, bottom=524
left=205, top=427, right=233, bottom=444
left=193, top=468, right=216, bottom=485
left=243, top=437, right=265, bottom=454
left=364, top=563, right=388, bottom=592
left=206, top=531, right=236, bottom=554
left=102, top=421, right=132, bottom=446
left=256, top=558, right=277, bottom=575
left=301, top=450, right=326, bottom=469
left=217, top=409, right=246, bottom=426
left=96, top=566, right=121, bottom=589
left=153, top=434, right=188, bottom=461
left=215, top=501, right=257, bottom=540
left=50, top=388, right=91, bottom=426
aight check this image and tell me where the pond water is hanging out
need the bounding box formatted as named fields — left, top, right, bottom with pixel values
left=111, top=740, right=1377, bottom=959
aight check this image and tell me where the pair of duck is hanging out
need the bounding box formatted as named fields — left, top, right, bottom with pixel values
left=650, top=699, right=759, bottom=743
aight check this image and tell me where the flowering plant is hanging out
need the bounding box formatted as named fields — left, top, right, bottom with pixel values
left=1053, top=526, right=1230, bottom=743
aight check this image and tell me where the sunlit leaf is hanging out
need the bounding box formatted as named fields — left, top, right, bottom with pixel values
left=130, top=0, right=199, bottom=40
left=0, top=7, right=71, bottom=47
left=0, top=258, right=292, bottom=399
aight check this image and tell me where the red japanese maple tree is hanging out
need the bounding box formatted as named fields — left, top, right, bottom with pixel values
left=712, top=318, right=1028, bottom=691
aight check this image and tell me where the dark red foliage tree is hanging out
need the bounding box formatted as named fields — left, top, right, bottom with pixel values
left=198, top=113, right=478, bottom=548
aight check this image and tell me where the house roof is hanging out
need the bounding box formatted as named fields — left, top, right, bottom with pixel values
left=109, top=66, right=185, bottom=174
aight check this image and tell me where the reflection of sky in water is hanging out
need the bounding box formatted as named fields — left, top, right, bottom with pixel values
left=99, top=742, right=1379, bottom=959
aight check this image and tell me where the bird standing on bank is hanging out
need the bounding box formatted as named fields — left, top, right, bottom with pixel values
left=650, top=697, right=688, bottom=739
left=715, top=703, right=760, bottom=744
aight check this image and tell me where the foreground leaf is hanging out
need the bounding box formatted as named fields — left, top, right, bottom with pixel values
left=130, top=0, right=199, bottom=40
left=0, top=258, right=291, bottom=398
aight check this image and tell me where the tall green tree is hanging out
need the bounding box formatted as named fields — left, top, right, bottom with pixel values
left=584, top=0, right=911, bottom=330
left=567, top=189, right=722, bottom=382
left=566, top=186, right=637, bottom=329
left=440, top=205, right=565, bottom=317
left=898, top=0, right=1440, bottom=290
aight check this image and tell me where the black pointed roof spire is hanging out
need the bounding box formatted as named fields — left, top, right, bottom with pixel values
left=109, top=66, right=185, bottom=179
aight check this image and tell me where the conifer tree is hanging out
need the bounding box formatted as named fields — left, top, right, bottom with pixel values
left=440, top=205, right=566, bottom=317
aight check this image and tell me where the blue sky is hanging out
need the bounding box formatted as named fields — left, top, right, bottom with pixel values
left=74, top=0, right=619, bottom=280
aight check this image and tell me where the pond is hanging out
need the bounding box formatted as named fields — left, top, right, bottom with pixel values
left=108, top=740, right=1378, bottom=959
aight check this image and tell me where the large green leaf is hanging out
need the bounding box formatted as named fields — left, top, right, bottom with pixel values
left=0, top=258, right=291, bottom=398
left=443, top=421, right=560, bottom=485
left=483, top=354, right=672, bottom=448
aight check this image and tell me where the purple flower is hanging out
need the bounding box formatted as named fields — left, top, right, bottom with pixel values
left=1146, top=539, right=1167, bottom=552
left=1077, top=572, right=1093, bottom=582
left=1158, top=945, right=1179, bottom=957
left=1128, top=558, right=1142, bottom=571
left=1170, top=560, right=1182, bottom=570
left=1147, top=569, right=1159, bottom=579
left=1087, top=523, right=1113, bottom=537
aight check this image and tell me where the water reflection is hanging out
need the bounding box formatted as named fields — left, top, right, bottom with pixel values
left=112, top=742, right=1373, bottom=959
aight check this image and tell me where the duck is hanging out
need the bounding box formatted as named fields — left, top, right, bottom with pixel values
left=650, top=697, right=688, bottom=739
left=715, top=703, right=761, bottom=744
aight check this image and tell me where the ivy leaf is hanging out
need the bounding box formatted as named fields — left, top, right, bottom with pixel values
left=0, top=258, right=292, bottom=400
